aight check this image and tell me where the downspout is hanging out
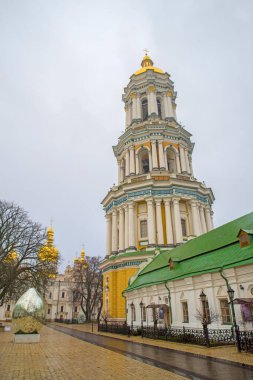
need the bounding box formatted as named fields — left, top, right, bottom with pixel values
left=165, top=281, right=172, bottom=325
left=122, top=290, right=127, bottom=323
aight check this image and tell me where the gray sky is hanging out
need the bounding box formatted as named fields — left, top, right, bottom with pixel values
left=0, top=0, right=252, bottom=269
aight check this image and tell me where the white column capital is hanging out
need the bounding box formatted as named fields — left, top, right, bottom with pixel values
left=154, top=198, right=162, bottom=206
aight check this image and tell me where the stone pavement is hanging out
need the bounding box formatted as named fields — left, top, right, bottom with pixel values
left=58, top=322, right=253, bottom=367
left=0, top=326, right=186, bottom=380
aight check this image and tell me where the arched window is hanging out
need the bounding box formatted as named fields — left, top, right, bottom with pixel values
left=140, top=220, right=148, bottom=238
left=166, top=149, right=176, bottom=173
left=139, top=148, right=149, bottom=174
left=142, top=99, right=148, bottom=121
left=130, top=303, right=136, bottom=321
left=157, top=98, right=162, bottom=118
left=181, top=218, right=187, bottom=237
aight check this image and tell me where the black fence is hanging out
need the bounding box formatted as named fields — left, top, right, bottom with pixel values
left=98, top=323, right=253, bottom=352
left=54, top=318, right=79, bottom=324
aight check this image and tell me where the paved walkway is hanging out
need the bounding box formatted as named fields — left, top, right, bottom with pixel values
left=0, top=326, right=186, bottom=380
left=57, top=322, right=253, bottom=367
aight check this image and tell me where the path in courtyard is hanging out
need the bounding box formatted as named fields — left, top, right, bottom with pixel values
left=0, top=326, right=186, bottom=380
left=50, top=324, right=253, bottom=380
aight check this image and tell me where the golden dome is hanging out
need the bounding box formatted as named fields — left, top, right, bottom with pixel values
left=5, top=250, right=18, bottom=262
left=38, top=225, right=59, bottom=262
left=134, top=53, right=164, bottom=76
left=74, top=247, right=88, bottom=268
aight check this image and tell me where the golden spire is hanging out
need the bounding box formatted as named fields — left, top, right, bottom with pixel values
left=47, top=225, right=54, bottom=246
left=134, top=51, right=164, bottom=76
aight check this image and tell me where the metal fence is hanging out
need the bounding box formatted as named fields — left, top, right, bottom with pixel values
left=98, top=323, right=253, bottom=352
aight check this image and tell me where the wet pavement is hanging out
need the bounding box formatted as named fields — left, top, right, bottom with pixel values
left=50, top=324, right=253, bottom=380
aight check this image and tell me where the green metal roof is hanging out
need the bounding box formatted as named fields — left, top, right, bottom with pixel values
left=125, top=212, right=253, bottom=292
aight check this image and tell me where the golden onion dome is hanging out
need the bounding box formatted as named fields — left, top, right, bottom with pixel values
left=38, top=225, right=59, bottom=262
left=74, top=247, right=88, bottom=268
left=5, top=250, right=18, bottom=262
left=134, top=53, right=164, bottom=76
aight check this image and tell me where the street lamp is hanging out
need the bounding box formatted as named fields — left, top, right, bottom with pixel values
left=130, top=302, right=134, bottom=330
left=199, top=290, right=209, bottom=347
left=227, top=286, right=241, bottom=352
left=92, top=311, right=96, bottom=333
left=140, top=301, right=144, bottom=336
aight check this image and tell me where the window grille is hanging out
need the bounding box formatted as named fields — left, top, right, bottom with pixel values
left=140, top=220, right=148, bottom=238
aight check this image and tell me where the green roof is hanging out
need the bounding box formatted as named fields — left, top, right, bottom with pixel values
left=125, top=212, right=253, bottom=292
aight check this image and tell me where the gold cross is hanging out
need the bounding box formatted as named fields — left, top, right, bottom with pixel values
left=144, top=48, right=149, bottom=55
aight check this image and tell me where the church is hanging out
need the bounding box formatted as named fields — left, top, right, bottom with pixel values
left=100, top=53, right=215, bottom=322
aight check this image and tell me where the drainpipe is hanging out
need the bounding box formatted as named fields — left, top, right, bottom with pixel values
left=165, top=281, right=172, bottom=326
left=219, top=268, right=241, bottom=352
left=122, top=291, right=127, bottom=323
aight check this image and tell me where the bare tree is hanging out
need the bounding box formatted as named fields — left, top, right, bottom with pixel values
left=72, top=256, right=102, bottom=322
left=0, top=200, right=58, bottom=306
left=195, top=307, right=220, bottom=325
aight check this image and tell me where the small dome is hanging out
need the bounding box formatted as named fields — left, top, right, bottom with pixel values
left=134, top=53, right=164, bottom=76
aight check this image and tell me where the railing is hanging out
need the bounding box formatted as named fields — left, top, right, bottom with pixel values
left=54, top=318, right=79, bottom=324
left=98, top=323, right=253, bottom=352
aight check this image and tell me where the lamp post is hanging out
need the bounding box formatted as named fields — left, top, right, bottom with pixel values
left=92, top=311, right=95, bottom=333
left=130, top=302, right=134, bottom=331
left=227, top=286, right=241, bottom=352
left=199, top=290, right=210, bottom=347
left=140, top=301, right=143, bottom=337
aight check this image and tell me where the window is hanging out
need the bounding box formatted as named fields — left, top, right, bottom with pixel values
left=182, top=302, right=189, bottom=323
left=142, top=99, right=148, bottom=121
left=48, top=308, right=51, bottom=315
left=181, top=219, right=187, bottom=237
left=60, top=306, right=64, bottom=312
left=220, top=299, right=231, bottom=324
left=7, top=304, right=10, bottom=311
left=140, top=220, right=148, bottom=238
left=61, top=292, right=65, bottom=298
left=157, top=98, right=162, bottom=118
left=139, top=148, right=149, bottom=174
left=74, top=306, right=78, bottom=313
left=166, top=149, right=176, bottom=173
left=49, top=292, right=52, bottom=299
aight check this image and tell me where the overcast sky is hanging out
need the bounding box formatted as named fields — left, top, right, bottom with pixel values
left=0, top=0, right=252, bottom=269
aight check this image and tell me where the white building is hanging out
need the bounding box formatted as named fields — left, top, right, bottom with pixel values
left=124, top=212, right=253, bottom=331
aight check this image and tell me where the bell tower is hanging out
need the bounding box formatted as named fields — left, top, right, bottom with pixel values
left=100, top=54, right=214, bottom=322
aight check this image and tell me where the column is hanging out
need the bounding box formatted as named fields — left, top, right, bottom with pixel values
left=128, top=202, right=136, bottom=249
left=125, top=105, right=130, bottom=127
left=164, top=199, right=174, bottom=245
left=111, top=209, right=118, bottom=253
left=167, top=92, right=174, bottom=117
left=197, top=204, right=203, bottom=234
left=129, top=146, right=135, bottom=175
left=119, top=208, right=125, bottom=251
left=151, top=141, right=158, bottom=169
left=148, top=86, right=158, bottom=116
left=205, top=207, right=213, bottom=231
left=158, top=141, right=165, bottom=170
left=172, top=198, right=183, bottom=244
left=148, top=150, right=153, bottom=171
left=136, top=93, right=142, bottom=119
left=117, top=159, right=121, bottom=184
left=185, top=149, right=191, bottom=174
left=125, top=149, right=130, bottom=176
left=124, top=204, right=129, bottom=249
left=191, top=200, right=201, bottom=236
left=132, top=93, right=137, bottom=120
left=120, top=161, right=124, bottom=182
left=164, top=150, right=168, bottom=170
left=175, top=153, right=181, bottom=173
left=135, top=152, right=140, bottom=175
left=162, top=92, right=169, bottom=118
left=179, top=145, right=187, bottom=173
left=199, top=205, right=207, bottom=234
left=147, top=199, right=156, bottom=245
left=189, top=155, right=193, bottom=176
left=106, top=214, right=112, bottom=256
left=155, top=199, right=164, bottom=245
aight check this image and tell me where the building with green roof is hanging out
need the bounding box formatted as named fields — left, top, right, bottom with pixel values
left=124, top=212, right=253, bottom=330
